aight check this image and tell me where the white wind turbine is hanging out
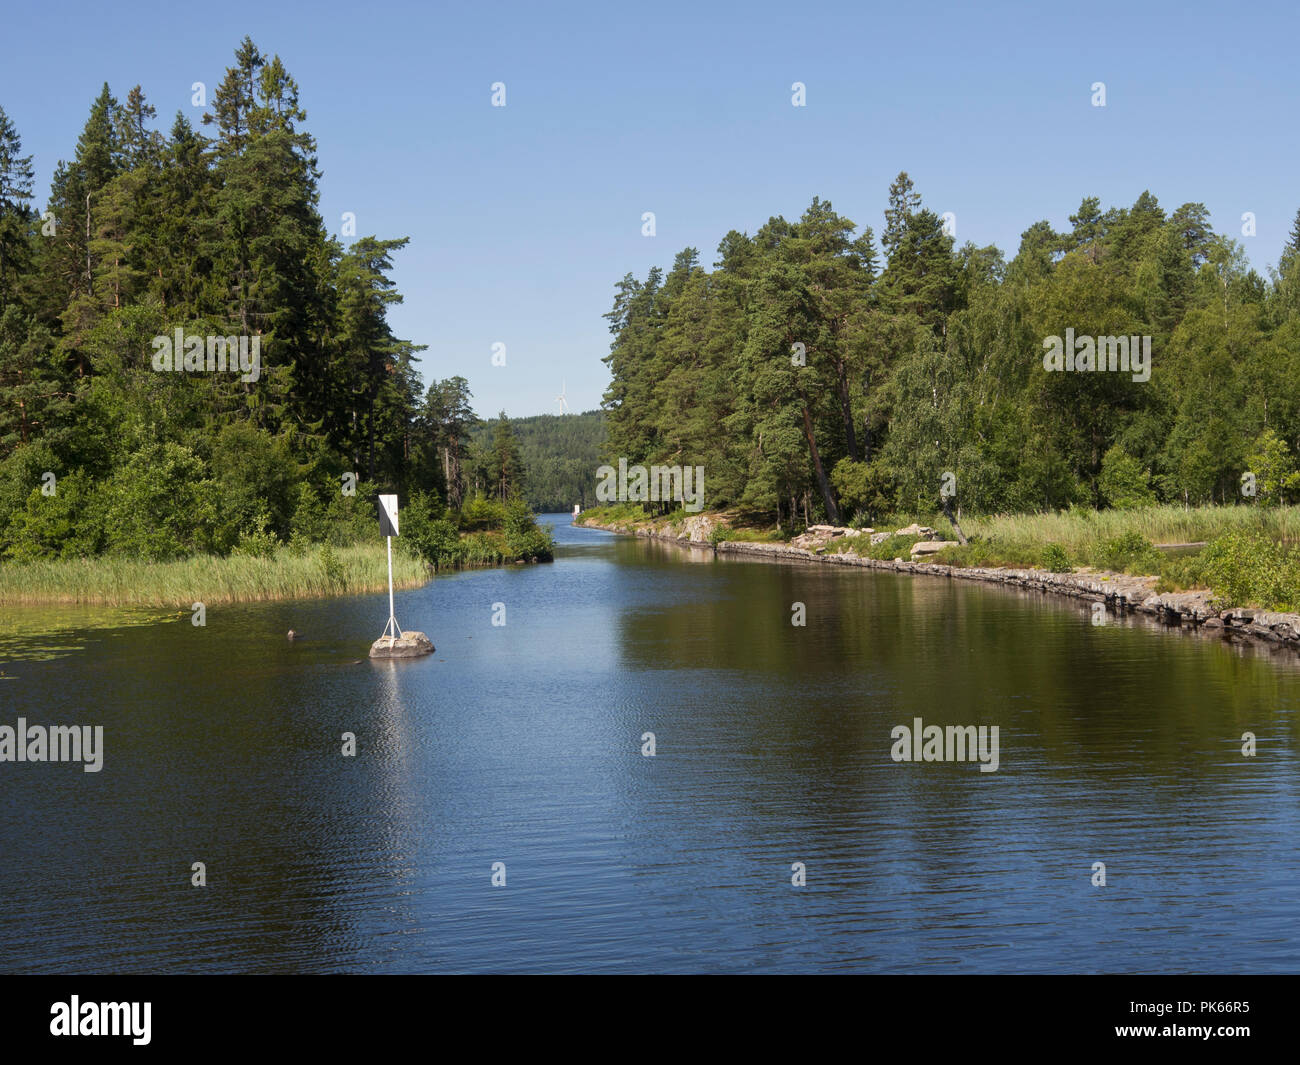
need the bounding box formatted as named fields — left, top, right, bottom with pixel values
left=555, top=380, right=571, bottom=415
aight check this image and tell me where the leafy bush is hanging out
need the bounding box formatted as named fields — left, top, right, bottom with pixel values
left=1040, top=542, right=1072, bottom=572
left=1154, top=551, right=1209, bottom=594
left=862, top=534, right=921, bottom=560
left=1245, top=428, right=1300, bottom=506
left=289, top=483, right=329, bottom=543
left=101, top=441, right=220, bottom=559
left=1199, top=531, right=1298, bottom=609
left=401, top=490, right=457, bottom=567
left=320, top=543, right=345, bottom=586
left=503, top=500, right=554, bottom=561
left=459, top=493, right=507, bottom=531
left=2, top=471, right=106, bottom=560
left=1098, top=445, right=1156, bottom=510
left=1090, top=531, right=1162, bottom=574
left=321, top=479, right=382, bottom=546
left=286, top=530, right=312, bottom=557
left=207, top=422, right=297, bottom=549
left=231, top=511, right=280, bottom=558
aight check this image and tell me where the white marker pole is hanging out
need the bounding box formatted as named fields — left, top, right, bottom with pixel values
left=378, top=494, right=402, bottom=643
left=386, top=533, right=395, bottom=640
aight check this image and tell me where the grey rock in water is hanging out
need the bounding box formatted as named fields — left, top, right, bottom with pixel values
left=369, top=631, right=435, bottom=659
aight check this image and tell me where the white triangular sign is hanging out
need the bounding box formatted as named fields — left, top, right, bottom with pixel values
left=378, top=494, right=399, bottom=537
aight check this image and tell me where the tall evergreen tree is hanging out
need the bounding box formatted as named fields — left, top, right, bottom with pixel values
left=0, top=106, right=35, bottom=305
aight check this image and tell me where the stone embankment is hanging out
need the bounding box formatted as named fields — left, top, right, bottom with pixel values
left=576, top=514, right=1300, bottom=654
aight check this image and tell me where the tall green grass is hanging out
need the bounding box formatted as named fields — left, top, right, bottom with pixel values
left=0, top=544, right=429, bottom=607
left=961, top=505, right=1300, bottom=554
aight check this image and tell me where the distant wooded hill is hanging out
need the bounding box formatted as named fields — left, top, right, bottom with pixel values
left=469, top=410, right=605, bottom=513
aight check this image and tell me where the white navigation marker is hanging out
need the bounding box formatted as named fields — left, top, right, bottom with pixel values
left=379, top=494, right=401, bottom=641
left=369, top=494, right=435, bottom=659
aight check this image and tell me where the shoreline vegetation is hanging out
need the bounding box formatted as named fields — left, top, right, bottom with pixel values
left=575, top=503, right=1300, bottom=653
left=0, top=499, right=554, bottom=607
left=0, top=40, right=560, bottom=601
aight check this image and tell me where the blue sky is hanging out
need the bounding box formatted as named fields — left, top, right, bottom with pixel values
left=2, top=0, right=1296, bottom=419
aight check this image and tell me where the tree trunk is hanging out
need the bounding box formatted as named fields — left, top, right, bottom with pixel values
left=941, top=495, right=968, bottom=544
left=801, top=406, right=841, bottom=524
left=365, top=392, right=376, bottom=481
left=836, top=358, right=859, bottom=462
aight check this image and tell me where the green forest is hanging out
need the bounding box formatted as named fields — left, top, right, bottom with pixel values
left=468, top=410, right=605, bottom=513
left=6, top=33, right=1300, bottom=597
left=0, top=37, right=550, bottom=571
left=601, top=176, right=1300, bottom=528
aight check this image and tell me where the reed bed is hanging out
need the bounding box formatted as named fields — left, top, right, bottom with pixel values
left=960, top=505, right=1300, bottom=555
left=0, top=544, right=430, bottom=607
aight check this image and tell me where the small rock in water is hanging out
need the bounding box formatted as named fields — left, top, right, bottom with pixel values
left=287, top=629, right=299, bottom=640
left=369, top=630, right=435, bottom=659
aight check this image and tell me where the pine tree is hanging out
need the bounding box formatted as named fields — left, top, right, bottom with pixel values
left=882, top=171, right=922, bottom=261
left=420, top=377, right=475, bottom=507
left=0, top=105, right=35, bottom=305
left=488, top=412, right=526, bottom=503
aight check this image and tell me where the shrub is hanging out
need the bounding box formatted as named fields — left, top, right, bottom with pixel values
left=503, top=500, right=554, bottom=561
left=286, top=530, right=312, bottom=557
left=232, top=512, right=280, bottom=558
left=101, top=441, right=220, bottom=559
left=1098, top=445, right=1156, bottom=510
left=321, top=480, right=382, bottom=546
left=1199, top=531, right=1298, bottom=610
left=2, top=470, right=106, bottom=561
left=459, top=493, right=507, bottom=531
left=320, top=543, right=345, bottom=586
left=1155, top=551, right=1209, bottom=593
left=207, top=422, right=297, bottom=549
left=460, top=531, right=506, bottom=565
left=1245, top=428, right=1300, bottom=506
left=1090, top=531, right=1162, bottom=574
left=1040, top=543, right=1072, bottom=572
left=862, top=534, right=921, bottom=560
left=289, top=483, right=329, bottom=543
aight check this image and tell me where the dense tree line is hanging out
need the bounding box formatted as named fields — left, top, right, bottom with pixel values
left=468, top=410, right=605, bottom=512
left=601, top=176, right=1300, bottom=528
left=0, top=39, right=533, bottom=562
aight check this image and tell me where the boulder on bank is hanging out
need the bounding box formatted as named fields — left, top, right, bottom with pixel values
left=369, top=631, right=435, bottom=659
left=910, top=540, right=953, bottom=558
left=895, top=523, right=938, bottom=538
left=683, top=514, right=716, bottom=542
left=791, top=524, right=869, bottom=550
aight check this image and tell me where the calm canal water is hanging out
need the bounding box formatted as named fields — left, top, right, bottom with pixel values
left=2, top=514, right=1298, bottom=973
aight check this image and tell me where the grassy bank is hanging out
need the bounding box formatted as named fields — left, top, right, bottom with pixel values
left=0, top=543, right=429, bottom=607
left=0, top=498, right=558, bottom=607
left=958, top=505, right=1300, bottom=555
left=578, top=503, right=1300, bottom=612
